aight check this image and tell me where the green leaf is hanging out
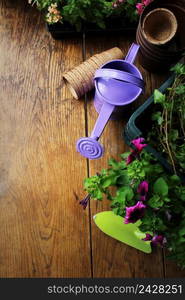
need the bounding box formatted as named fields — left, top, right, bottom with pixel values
left=108, top=158, right=118, bottom=168
left=175, top=85, right=185, bottom=95
left=139, top=224, right=151, bottom=232
left=127, top=0, right=135, bottom=4
left=170, top=175, right=181, bottom=183
left=154, top=217, right=167, bottom=231
left=154, top=89, right=166, bottom=104
left=120, top=152, right=130, bottom=159
left=116, top=170, right=129, bottom=185
left=112, top=207, right=119, bottom=215
left=151, top=111, right=163, bottom=125
left=148, top=195, right=164, bottom=208
left=180, top=191, right=185, bottom=201
left=153, top=177, right=168, bottom=196
left=101, top=176, right=116, bottom=188
left=179, top=227, right=185, bottom=236
left=112, top=186, right=134, bottom=209
left=94, top=189, right=103, bottom=200
left=119, top=186, right=134, bottom=202
left=169, top=129, right=179, bottom=142
left=171, top=63, right=185, bottom=75
left=164, top=197, right=171, bottom=203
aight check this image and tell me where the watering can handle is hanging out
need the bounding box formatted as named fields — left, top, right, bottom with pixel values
left=90, top=102, right=115, bottom=140
left=125, top=43, right=140, bottom=64
left=94, top=69, right=145, bottom=91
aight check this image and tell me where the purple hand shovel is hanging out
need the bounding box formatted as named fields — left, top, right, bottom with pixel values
left=76, top=43, right=144, bottom=159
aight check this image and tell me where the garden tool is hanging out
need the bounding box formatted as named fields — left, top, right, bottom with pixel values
left=93, top=211, right=152, bottom=254
left=76, top=43, right=145, bottom=159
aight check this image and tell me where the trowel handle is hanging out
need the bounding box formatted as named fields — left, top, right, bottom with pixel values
left=125, top=43, right=140, bottom=64
left=90, top=102, right=115, bottom=140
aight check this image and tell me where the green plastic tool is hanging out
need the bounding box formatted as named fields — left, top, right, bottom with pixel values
left=93, top=211, right=152, bottom=254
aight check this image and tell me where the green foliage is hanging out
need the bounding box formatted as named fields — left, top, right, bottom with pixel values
left=30, top=0, right=62, bottom=10
left=153, top=177, right=168, bottom=196
left=111, top=186, right=134, bottom=216
left=62, top=0, right=113, bottom=30
left=171, top=63, right=185, bottom=75
left=83, top=144, right=185, bottom=268
left=151, top=63, right=185, bottom=175
left=111, top=0, right=138, bottom=23
left=148, top=195, right=163, bottom=209
left=154, top=89, right=166, bottom=104
left=29, top=0, right=139, bottom=29
left=151, top=111, right=163, bottom=125
left=127, top=159, right=145, bottom=181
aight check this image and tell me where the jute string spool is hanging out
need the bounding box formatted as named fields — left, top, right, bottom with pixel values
left=62, top=47, right=123, bottom=99
left=142, top=8, right=178, bottom=45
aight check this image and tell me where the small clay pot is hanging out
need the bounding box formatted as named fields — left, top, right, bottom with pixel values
left=136, top=0, right=185, bottom=72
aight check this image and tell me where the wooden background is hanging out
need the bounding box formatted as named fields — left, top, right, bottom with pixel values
left=0, top=0, right=185, bottom=278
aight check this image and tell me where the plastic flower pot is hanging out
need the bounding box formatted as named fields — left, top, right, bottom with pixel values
left=136, top=0, right=185, bottom=72
left=123, top=74, right=185, bottom=182
left=46, top=17, right=137, bottom=39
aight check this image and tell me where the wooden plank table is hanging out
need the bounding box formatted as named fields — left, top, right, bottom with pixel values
left=0, top=0, right=185, bottom=278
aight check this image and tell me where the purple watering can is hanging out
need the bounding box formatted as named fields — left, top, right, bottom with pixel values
left=76, top=43, right=144, bottom=159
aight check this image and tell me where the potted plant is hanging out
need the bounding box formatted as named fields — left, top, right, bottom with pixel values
left=28, top=1, right=153, bottom=39
left=124, top=63, right=185, bottom=179
left=80, top=63, right=185, bottom=268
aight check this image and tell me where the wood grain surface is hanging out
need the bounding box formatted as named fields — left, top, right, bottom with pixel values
left=0, top=0, right=185, bottom=278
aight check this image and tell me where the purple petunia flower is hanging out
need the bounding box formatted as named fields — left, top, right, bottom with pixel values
left=152, top=235, right=167, bottom=246
left=79, top=194, right=90, bottom=209
left=126, top=149, right=139, bottom=165
left=136, top=3, right=144, bottom=15
left=143, top=0, right=153, bottom=6
left=132, top=137, right=147, bottom=152
left=126, top=138, right=147, bottom=165
left=142, top=234, right=167, bottom=247
left=136, top=0, right=153, bottom=15
left=137, top=181, right=149, bottom=201
left=142, top=233, right=153, bottom=241
left=124, top=201, right=146, bottom=224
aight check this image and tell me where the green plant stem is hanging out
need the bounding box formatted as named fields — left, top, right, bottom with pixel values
left=180, top=115, right=185, bottom=137
left=164, top=109, right=177, bottom=174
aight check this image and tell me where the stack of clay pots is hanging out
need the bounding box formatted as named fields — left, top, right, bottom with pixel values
left=137, top=0, right=185, bottom=72
left=62, top=47, right=123, bottom=99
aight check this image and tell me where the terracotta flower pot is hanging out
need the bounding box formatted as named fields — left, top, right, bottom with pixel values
left=136, top=0, right=185, bottom=72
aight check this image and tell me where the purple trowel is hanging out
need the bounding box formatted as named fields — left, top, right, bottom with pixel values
left=76, top=43, right=144, bottom=159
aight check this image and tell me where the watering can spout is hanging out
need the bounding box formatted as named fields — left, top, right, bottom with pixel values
left=125, top=43, right=140, bottom=64
left=90, top=102, right=115, bottom=140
